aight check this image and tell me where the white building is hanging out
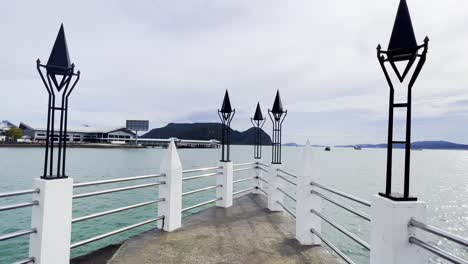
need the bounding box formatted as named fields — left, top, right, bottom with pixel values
left=19, top=123, right=136, bottom=144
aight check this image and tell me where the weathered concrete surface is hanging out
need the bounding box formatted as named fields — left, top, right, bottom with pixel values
left=108, top=194, right=341, bottom=264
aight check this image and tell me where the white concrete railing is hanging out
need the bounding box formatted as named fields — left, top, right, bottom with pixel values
left=266, top=141, right=468, bottom=264
left=0, top=139, right=260, bottom=264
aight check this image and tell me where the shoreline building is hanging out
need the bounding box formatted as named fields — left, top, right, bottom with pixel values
left=19, top=123, right=136, bottom=144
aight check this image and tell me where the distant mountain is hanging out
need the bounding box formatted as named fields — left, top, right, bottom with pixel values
left=142, top=123, right=272, bottom=145
left=337, top=141, right=468, bottom=150
left=283, top=142, right=301, bottom=147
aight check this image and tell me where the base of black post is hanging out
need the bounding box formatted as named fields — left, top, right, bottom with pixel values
left=379, top=192, right=417, bottom=201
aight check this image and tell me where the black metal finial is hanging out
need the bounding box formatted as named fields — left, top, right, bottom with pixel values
left=251, top=102, right=266, bottom=159
left=37, top=24, right=81, bottom=179
left=377, top=0, right=428, bottom=201
left=268, top=90, right=287, bottom=164
left=217, top=90, right=235, bottom=162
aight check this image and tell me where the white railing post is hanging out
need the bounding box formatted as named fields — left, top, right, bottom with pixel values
left=370, top=195, right=429, bottom=264
left=216, top=161, right=233, bottom=207
left=29, top=177, right=73, bottom=264
left=253, top=162, right=262, bottom=195
left=267, top=163, right=283, bottom=211
left=158, top=139, right=182, bottom=232
left=296, top=140, right=321, bottom=245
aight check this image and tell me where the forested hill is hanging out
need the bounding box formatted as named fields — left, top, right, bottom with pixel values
left=142, top=123, right=272, bottom=145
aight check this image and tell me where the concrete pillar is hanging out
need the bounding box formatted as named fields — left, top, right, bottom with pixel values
left=296, top=140, right=321, bottom=245
left=158, top=139, right=182, bottom=232
left=370, top=195, right=429, bottom=264
left=267, top=163, right=283, bottom=211
left=29, top=177, right=73, bottom=264
left=253, top=162, right=262, bottom=195
left=216, top=161, right=233, bottom=207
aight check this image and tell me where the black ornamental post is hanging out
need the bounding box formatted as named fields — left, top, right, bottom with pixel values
left=218, top=90, right=235, bottom=162
left=37, top=24, right=81, bottom=179
left=377, top=0, right=428, bottom=201
left=268, top=90, right=287, bottom=164
left=251, top=102, right=266, bottom=159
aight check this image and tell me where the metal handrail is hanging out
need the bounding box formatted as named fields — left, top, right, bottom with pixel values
left=277, top=175, right=297, bottom=186
left=12, top=257, right=35, bottom=264
left=70, top=216, right=164, bottom=249
left=181, top=197, right=222, bottom=212
left=256, top=166, right=270, bottom=173
left=311, top=190, right=370, bottom=222
left=277, top=187, right=296, bottom=202
left=233, top=187, right=254, bottom=196
left=234, top=162, right=256, bottom=167
left=256, top=162, right=270, bottom=168
left=182, top=172, right=221, bottom=181
left=72, top=199, right=165, bottom=223
left=0, top=201, right=39, bottom=212
left=0, top=228, right=36, bottom=242
left=310, top=228, right=356, bottom=264
left=310, top=208, right=370, bottom=250
left=73, top=181, right=165, bottom=199
left=409, top=236, right=468, bottom=264
left=73, top=173, right=165, bottom=188
left=0, top=189, right=39, bottom=199
left=410, top=218, right=468, bottom=247
left=255, top=176, right=269, bottom=184
left=182, top=166, right=221, bottom=174
left=310, top=181, right=371, bottom=207
left=233, top=167, right=256, bottom=173
left=182, top=185, right=222, bottom=197
left=277, top=168, right=298, bottom=179
left=256, top=186, right=268, bottom=196
left=276, top=201, right=296, bottom=219
left=233, top=177, right=255, bottom=184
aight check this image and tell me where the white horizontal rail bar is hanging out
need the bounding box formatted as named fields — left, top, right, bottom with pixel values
left=277, top=168, right=298, bottom=179
left=277, top=175, right=297, bottom=186
left=0, top=201, right=38, bottom=212
left=233, top=162, right=256, bottom=167
left=276, top=201, right=296, bottom=219
left=0, top=189, right=39, bottom=199
left=311, top=228, right=356, bottom=264
left=72, top=199, right=165, bottom=223
left=233, top=177, right=255, bottom=184
left=73, top=173, right=165, bottom=188
left=233, top=167, right=256, bottom=173
left=311, top=190, right=370, bottom=222
left=311, top=208, right=370, bottom=250
left=277, top=187, right=296, bottom=202
left=181, top=198, right=222, bottom=212
left=182, top=172, right=221, bottom=181
left=410, top=218, right=468, bottom=247
left=182, top=185, right=222, bottom=197
left=73, top=181, right=165, bottom=199
left=71, top=216, right=164, bottom=249
left=12, top=257, right=35, bottom=264
left=256, top=162, right=270, bottom=168
left=233, top=187, right=254, bottom=196
left=256, top=187, right=268, bottom=196
left=409, top=236, right=468, bottom=264
left=256, top=176, right=269, bottom=184
left=182, top=166, right=221, bottom=174
left=0, top=228, right=36, bottom=241
left=310, top=181, right=371, bottom=207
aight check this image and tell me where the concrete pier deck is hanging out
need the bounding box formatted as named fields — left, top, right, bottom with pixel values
left=107, top=193, right=340, bottom=264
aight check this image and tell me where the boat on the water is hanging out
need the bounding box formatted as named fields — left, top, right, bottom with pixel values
left=324, top=146, right=331, bottom=151
left=353, top=146, right=362, bottom=150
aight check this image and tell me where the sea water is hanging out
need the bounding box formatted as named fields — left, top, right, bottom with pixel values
left=0, top=146, right=466, bottom=263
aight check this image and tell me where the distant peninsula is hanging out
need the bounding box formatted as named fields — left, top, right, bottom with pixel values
left=142, top=123, right=272, bottom=145
left=337, top=141, right=468, bottom=150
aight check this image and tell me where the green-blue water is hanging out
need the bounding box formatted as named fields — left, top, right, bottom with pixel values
left=0, top=146, right=467, bottom=263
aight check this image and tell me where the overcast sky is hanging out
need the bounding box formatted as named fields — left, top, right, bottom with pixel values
left=1, top=0, right=468, bottom=145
